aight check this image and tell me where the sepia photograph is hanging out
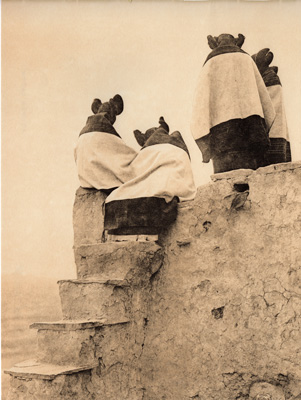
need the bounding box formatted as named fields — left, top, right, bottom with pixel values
left=2, top=0, right=301, bottom=399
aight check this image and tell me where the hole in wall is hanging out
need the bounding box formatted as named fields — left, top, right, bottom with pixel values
left=233, top=183, right=249, bottom=192
left=211, top=306, right=225, bottom=319
left=203, top=221, right=212, bottom=231
left=276, top=374, right=290, bottom=385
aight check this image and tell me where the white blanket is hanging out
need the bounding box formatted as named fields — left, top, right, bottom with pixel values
left=105, top=144, right=196, bottom=204
left=191, top=52, right=276, bottom=140
left=75, top=131, right=137, bottom=190
left=267, top=85, right=289, bottom=140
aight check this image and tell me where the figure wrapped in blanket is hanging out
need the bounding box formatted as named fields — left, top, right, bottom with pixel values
left=252, top=48, right=291, bottom=165
left=75, top=95, right=137, bottom=194
left=104, top=117, right=196, bottom=241
left=191, top=33, right=276, bottom=173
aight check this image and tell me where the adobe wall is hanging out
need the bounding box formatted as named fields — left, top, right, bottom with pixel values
left=72, top=162, right=301, bottom=400
left=141, top=162, right=301, bottom=400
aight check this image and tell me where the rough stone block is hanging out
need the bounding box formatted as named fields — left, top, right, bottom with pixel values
left=73, top=187, right=107, bottom=247
left=74, top=241, right=164, bottom=283
left=30, top=320, right=130, bottom=366
left=36, top=328, right=98, bottom=365
left=35, top=321, right=126, bottom=365
left=6, top=368, right=96, bottom=400
left=58, top=279, right=129, bottom=321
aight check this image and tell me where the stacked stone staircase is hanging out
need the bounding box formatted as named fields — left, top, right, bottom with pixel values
left=5, top=188, right=164, bottom=399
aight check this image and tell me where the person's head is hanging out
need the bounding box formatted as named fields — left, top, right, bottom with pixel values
left=134, top=116, right=169, bottom=147
left=91, top=94, right=123, bottom=125
left=252, top=48, right=274, bottom=74
left=207, top=33, right=245, bottom=49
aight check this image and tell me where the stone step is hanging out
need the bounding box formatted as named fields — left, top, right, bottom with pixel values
left=30, top=319, right=107, bottom=330
left=30, top=319, right=130, bottom=366
left=58, top=279, right=130, bottom=321
left=74, top=241, right=163, bottom=284
left=30, top=318, right=129, bottom=330
left=6, top=352, right=140, bottom=400
left=5, top=359, right=101, bottom=400
left=106, top=233, right=158, bottom=242
left=4, top=359, right=98, bottom=380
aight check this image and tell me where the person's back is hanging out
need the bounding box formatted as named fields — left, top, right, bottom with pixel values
left=252, top=48, right=291, bottom=166
left=75, top=95, right=137, bottom=191
left=191, top=33, right=275, bottom=173
left=104, top=117, right=196, bottom=240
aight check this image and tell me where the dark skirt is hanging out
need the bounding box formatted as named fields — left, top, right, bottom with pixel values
left=263, top=138, right=292, bottom=166
left=104, top=196, right=178, bottom=235
left=196, top=115, right=270, bottom=173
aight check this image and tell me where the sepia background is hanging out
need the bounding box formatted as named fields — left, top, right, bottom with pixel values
left=2, top=0, right=301, bottom=396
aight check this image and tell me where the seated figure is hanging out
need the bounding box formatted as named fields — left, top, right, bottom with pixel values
left=252, top=48, right=291, bottom=165
left=104, top=117, right=196, bottom=240
left=74, top=95, right=137, bottom=193
left=191, top=33, right=276, bottom=173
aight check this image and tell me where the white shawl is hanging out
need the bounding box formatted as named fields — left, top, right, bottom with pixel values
left=267, top=85, right=289, bottom=141
left=191, top=52, right=276, bottom=140
left=105, top=144, right=196, bottom=204
left=75, top=131, right=137, bottom=190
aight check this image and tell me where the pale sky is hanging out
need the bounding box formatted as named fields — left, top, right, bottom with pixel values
left=2, top=0, right=301, bottom=279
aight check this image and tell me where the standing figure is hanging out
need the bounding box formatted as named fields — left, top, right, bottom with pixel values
left=191, top=33, right=275, bottom=173
left=75, top=95, right=137, bottom=192
left=252, top=48, right=292, bottom=165
left=104, top=117, right=196, bottom=240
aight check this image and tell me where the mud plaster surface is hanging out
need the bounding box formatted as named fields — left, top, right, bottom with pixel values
left=7, top=163, right=301, bottom=400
